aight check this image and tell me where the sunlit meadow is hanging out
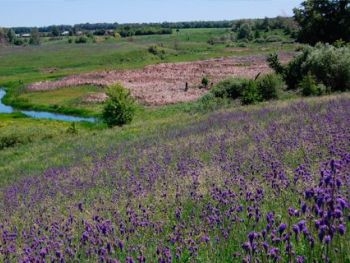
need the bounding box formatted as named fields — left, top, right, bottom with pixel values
left=0, top=95, right=349, bottom=262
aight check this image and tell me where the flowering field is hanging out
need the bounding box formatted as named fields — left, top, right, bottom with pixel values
left=0, top=96, right=349, bottom=262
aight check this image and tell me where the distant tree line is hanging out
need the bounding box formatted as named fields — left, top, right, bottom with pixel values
left=5, top=17, right=294, bottom=37
left=230, top=17, right=297, bottom=42
left=0, top=16, right=297, bottom=46
left=9, top=21, right=234, bottom=36
left=0, top=27, right=40, bottom=45
left=118, top=26, right=172, bottom=37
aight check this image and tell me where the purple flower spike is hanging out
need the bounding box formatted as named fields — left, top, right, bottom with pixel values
left=201, top=235, right=210, bottom=243
left=324, top=235, right=331, bottom=244
left=301, top=202, right=307, bottom=214
left=338, top=224, right=346, bottom=235
left=263, top=241, right=269, bottom=252
left=334, top=209, right=343, bottom=218
left=268, top=247, right=280, bottom=260
left=292, top=224, right=299, bottom=235
left=278, top=223, right=287, bottom=235
left=242, top=242, right=251, bottom=252
left=336, top=198, right=347, bottom=209
left=296, top=255, right=305, bottom=263
left=298, top=220, right=306, bottom=232
left=39, top=247, right=48, bottom=258
left=248, top=232, right=258, bottom=243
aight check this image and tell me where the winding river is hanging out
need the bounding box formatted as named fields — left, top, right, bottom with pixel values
left=0, top=88, right=96, bottom=123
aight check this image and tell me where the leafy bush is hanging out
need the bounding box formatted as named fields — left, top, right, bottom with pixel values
left=268, top=44, right=350, bottom=92
left=299, top=73, right=318, bottom=96
left=303, top=44, right=350, bottom=92
left=237, top=23, right=253, bottom=41
left=13, top=38, right=24, bottom=46
left=265, top=35, right=284, bottom=43
left=211, top=78, right=248, bottom=100
left=75, top=36, right=88, bottom=44
left=241, top=80, right=262, bottom=105
left=211, top=76, right=282, bottom=105
left=299, top=73, right=326, bottom=96
left=266, top=53, right=285, bottom=75
left=201, top=76, right=209, bottom=88
left=192, top=93, right=230, bottom=113
left=0, top=135, right=26, bottom=150
left=253, top=38, right=265, bottom=44
left=102, top=84, right=136, bottom=127
left=148, top=45, right=165, bottom=56
left=257, top=73, right=284, bottom=100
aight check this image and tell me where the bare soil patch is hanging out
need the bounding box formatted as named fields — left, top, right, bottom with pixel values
left=28, top=52, right=293, bottom=106
left=82, top=92, right=108, bottom=103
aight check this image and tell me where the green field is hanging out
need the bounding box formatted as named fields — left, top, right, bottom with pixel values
left=0, top=28, right=296, bottom=123
left=1, top=1, right=350, bottom=259
left=0, top=28, right=295, bottom=85
left=0, top=27, right=299, bottom=182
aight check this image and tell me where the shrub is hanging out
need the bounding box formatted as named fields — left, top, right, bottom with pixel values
left=264, top=35, right=284, bottom=43
left=75, top=36, right=88, bottom=44
left=267, top=48, right=312, bottom=90
left=13, top=38, right=24, bottom=46
left=211, top=78, right=248, bottom=100
left=266, top=53, right=285, bottom=75
left=241, top=80, right=262, bottom=105
left=148, top=45, right=165, bottom=56
left=257, top=73, right=284, bottom=100
left=0, top=135, right=23, bottom=150
left=268, top=44, right=350, bottom=92
left=253, top=38, right=265, bottom=44
left=201, top=76, right=209, bottom=88
left=299, top=73, right=319, bottom=96
left=237, top=23, right=253, bottom=41
left=211, top=75, right=283, bottom=105
left=298, top=73, right=327, bottom=97
left=193, top=93, right=229, bottom=113
left=102, top=84, right=136, bottom=127
left=303, top=44, right=350, bottom=92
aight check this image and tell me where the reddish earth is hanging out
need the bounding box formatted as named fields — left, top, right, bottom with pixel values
left=28, top=52, right=293, bottom=106
left=82, top=92, right=108, bottom=103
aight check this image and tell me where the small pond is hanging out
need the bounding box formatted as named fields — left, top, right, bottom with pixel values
left=0, top=89, right=96, bottom=123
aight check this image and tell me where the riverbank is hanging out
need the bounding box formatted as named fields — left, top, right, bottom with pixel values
left=0, top=88, right=97, bottom=122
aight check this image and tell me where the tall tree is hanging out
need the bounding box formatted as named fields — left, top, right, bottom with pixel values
left=29, top=27, right=41, bottom=45
left=51, top=26, right=60, bottom=37
left=236, top=23, right=253, bottom=41
left=0, top=28, right=7, bottom=44
left=7, top=29, right=16, bottom=43
left=294, top=0, right=350, bottom=44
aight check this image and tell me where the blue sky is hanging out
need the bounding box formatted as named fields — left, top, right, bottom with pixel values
left=0, top=0, right=302, bottom=27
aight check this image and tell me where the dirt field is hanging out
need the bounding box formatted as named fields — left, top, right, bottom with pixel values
left=28, top=52, right=293, bottom=106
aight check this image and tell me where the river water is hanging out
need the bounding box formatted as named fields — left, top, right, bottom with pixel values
left=0, top=89, right=96, bottom=123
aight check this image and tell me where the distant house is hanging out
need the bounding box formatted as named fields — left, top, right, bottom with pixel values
left=107, top=30, right=115, bottom=36
left=21, top=34, right=31, bottom=38
left=61, top=31, right=70, bottom=36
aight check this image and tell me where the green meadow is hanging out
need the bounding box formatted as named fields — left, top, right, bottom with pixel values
left=1, top=24, right=349, bottom=262
left=0, top=27, right=302, bottom=184
left=0, top=28, right=295, bottom=85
